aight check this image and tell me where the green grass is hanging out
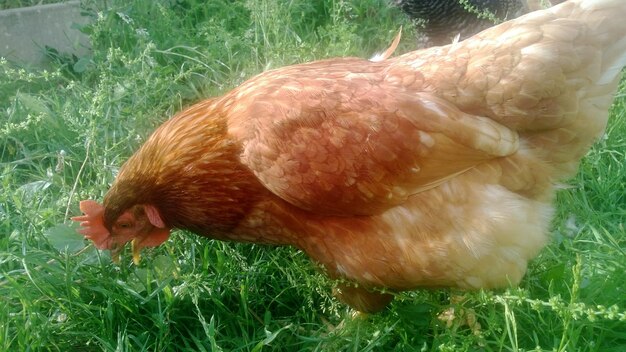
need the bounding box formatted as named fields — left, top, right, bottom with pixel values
left=1, top=0, right=625, bottom=350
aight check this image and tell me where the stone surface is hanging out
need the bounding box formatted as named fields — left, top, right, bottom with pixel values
left=0, top=1, right=91, bottom=67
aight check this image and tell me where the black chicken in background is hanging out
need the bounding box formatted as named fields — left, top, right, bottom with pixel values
left=393, top=0, right=561, bottom=47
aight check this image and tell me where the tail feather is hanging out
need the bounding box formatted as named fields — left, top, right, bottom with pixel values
left=562, top=0, right=626, bottom=85
left=370, top=27, right=403, bottom=62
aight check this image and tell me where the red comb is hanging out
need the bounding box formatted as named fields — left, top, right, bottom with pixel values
left=71, top=200, right=112, bottom=249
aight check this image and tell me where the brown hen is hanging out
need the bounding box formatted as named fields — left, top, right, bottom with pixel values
left=73, top=0, right=626, bottom=312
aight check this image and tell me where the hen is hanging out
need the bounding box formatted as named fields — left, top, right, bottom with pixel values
left=394, top=0, right=529, bottom=46
left=73, top=0, right=626, bottom=313
left=394, top=0, right=565, bottom=47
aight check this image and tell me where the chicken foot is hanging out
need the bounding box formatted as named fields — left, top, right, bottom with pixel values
left=332, top=283, right=394, bottom=313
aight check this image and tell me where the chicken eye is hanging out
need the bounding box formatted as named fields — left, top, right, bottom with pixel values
left=118, top=222, right=132, bottom=229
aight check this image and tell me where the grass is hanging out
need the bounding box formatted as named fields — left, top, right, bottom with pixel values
left=0, top=0, right=625, bottom=350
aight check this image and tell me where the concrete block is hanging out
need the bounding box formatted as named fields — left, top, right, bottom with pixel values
left=0, top=1, right=91, bottom=67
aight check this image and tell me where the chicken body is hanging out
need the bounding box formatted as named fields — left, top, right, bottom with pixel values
left=75, top=0, right=626, bottom=312
left=394, top=0, right=530, bottom=46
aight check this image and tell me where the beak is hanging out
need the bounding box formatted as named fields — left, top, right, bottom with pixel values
left=107, top=240, right=141, bottom=265
left=131, top=239, right=142, bottom=265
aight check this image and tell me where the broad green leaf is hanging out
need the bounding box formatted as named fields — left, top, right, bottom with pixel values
left=73, top=57, right=92, bottom=73
left=44, top=223, right=85, bottom=253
